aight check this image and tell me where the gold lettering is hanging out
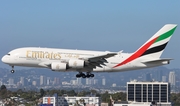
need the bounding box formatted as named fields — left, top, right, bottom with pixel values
left=39, top=51, right=44, bottom=58
left=32, top=51, right=39, bottom=58
left=26, top=51, right=61, bottom=60
left=51, top=52, right=53, bottom=59
left=53, top=53, right=61, bottom=59
left=57, top=53, right=61, bottom=59
left=26, top=51, right=31, bottom=58
left=53, top=53, right=57, bottom=59
left=45, top=52, right=50, bottom=59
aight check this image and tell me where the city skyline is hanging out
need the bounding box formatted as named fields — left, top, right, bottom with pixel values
left=0, top=66, right=180, bottom=93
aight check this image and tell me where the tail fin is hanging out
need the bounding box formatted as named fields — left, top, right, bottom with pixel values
left=113, top=24, right=177, bottom=68
left=135, top=24, right=177, bottom=58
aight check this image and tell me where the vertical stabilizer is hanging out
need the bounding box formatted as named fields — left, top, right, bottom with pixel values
left=113, top=24, right=177, bottom=68
left=135, top=24, right=177, bottom=58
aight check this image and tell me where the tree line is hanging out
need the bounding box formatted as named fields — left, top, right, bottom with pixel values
left=1, top=85, right=180, bottom=106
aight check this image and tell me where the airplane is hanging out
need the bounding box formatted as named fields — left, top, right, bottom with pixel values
left=1, top=24, right=177, bottom=78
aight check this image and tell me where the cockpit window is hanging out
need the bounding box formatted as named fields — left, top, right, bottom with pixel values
left=7, top=53, right=10, bottom=56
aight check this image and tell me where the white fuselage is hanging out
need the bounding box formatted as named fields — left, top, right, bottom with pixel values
left=1, top=47, right=167, bottom=73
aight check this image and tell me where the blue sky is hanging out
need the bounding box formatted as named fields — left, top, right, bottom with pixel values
left=0, top=1, right=180, bottom=68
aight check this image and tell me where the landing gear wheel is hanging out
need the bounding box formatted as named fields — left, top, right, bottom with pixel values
left=11, top=66, right=15, bottom=73
left=86, top=72, right=94, bottom=78
left=86, top=74, right=91, bottom=78
left=82, top=74, right=86, bottom=78
left=11, top=70, right=15, bottom=73
left=90, top=74, right=94, bottom=78
left=76, top=74, right=81, bottom=78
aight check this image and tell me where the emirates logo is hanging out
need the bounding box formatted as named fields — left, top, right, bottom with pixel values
left=73, top=61, right=77, bottom=66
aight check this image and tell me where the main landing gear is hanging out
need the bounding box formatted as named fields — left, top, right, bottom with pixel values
left=76, top=72, right=94, bottom=78
left=11, top=66, right=15, bottom=73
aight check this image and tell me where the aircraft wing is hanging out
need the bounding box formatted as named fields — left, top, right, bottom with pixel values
left=38, top=61, right=51, bottom=67
left=81, top=52, right=117, bottom=70
left=85, top=52, right=117, bottom=61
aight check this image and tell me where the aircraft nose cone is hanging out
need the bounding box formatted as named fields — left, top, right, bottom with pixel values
left=1, top=55, right=9, bottom=63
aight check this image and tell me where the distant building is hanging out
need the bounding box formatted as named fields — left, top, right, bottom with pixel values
left=90, top=78, right=95, bottom=85
left=77, top=78, right=82, bottom=85
left=169, top=72, right=175, bottom=86
left=43, top=97, right=55, bottom=106
left=0, top=78, right=2, bottom=86
left=127, top=80, right=170, bottom=102
left=32, top=81, right=37, bottom=86
left=20, top=77, right=24, bottom=86
left=43, top=96, right=100, bottom=106
left=54, top=77, right=60, bottom=85
left=86, top=78, right=95, bottom=85
left=169, top=71, right=175, bottom=92
left=94, top=79, right=98, bottom=85
left=43, top=76, right=47, bottom=86
left=40, top=75, right=44, bottom=86
left=125, top=80, right=171, bottom=106
left=162, top=76, right=167, bottom=82
left=86, top=78, right=91, bottom=85
left=47, top=77, right=51, bottom=85
left=102, top=78, right=106, bottom=86
left=8, top=78, right=14, bottom=85
left=112, top=83, right=117, bottom=87
left=70, top=80, right=77, bottom=85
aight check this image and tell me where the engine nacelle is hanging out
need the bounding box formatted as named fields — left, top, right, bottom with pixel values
left=51, top=62, right=67, bottom=71
left=68, top=59, right=85, bottom=69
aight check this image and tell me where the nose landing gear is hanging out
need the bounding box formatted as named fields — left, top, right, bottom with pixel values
left=11, top=66, right=15, bottom=73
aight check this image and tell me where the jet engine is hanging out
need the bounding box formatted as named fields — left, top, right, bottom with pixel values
left=51, top=62, right=67, bottom=71
left=68, top=59, right=85, bottom=69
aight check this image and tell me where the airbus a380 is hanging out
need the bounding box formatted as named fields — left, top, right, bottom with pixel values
left=1, top=24, right=177, bottom=78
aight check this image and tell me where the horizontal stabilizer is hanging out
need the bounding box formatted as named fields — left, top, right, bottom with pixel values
left=142, top=58, right=173, bottom=64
